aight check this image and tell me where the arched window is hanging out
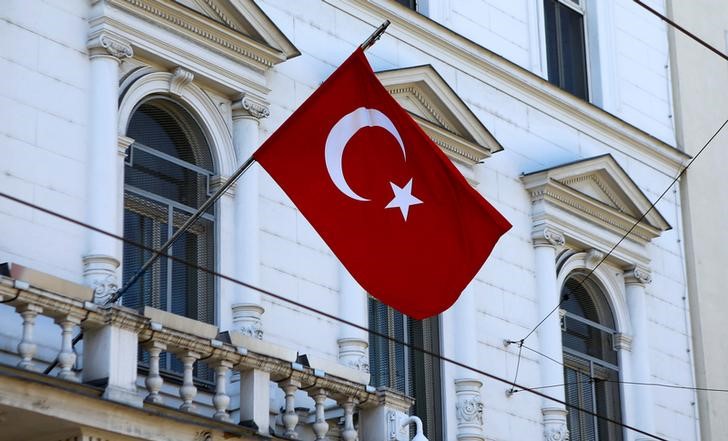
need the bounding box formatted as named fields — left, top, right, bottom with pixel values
left=368, top=297, right=443, bottom=439
left=561, top=276, right=622, bottom=441
left=122, top=98, right=216, bottom=324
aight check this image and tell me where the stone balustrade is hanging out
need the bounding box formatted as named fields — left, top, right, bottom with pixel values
left=0, top=264, right=417, bottom=440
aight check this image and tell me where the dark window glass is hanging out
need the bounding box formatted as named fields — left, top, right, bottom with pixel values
left=123, top=99, right=215, bottom=382
left=544, top=0, right=589, bottom=100
left=561, top=277, right=622, bottom=441
left=369, top=298, right=442, bottom=440
left=394, top=0, right=417, bottom=10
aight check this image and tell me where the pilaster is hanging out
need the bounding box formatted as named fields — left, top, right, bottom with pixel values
left=231, top=94, right=268, bottom=337
left=624, top=266, right=656, bottom=440
left=337, top=264, right=369, bottom=373
left=84, top=32, right=132, bottom=304
left=531, top=227, right=569, bottom=441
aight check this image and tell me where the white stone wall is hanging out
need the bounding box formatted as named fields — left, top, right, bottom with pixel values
left=0, top=0, right=90, bottom=284
left=0, top=0, right=699, bottom=440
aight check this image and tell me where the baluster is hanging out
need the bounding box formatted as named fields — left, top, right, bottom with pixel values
left=340, top=397, right=358, bottom=441
left=178, top=350, right=200, bottom=412
left=16, top=304, right=42, bottom=370
left=143, top=341, right=166, bottom=404
left=212, top=360, right=232, bottom=421
left=279, top=379, right=301, bottom=438
left=310, top=388, right=329, bottom=440
left=54, top=314, right=82, bottom=381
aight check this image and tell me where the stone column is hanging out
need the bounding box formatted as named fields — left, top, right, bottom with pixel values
left=337, top=264, right=370, bottom=372
left=453, top=288, right=485, bottom=441
left=231, top=94, right=268, bottom=338
left=624, top=267, right=656, bottom=441
left=84, top=33, right=132, bottom=304
left=532, top=228, right=569, bottom=441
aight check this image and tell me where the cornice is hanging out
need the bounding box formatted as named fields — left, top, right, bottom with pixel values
left=324, top=0, right=690, bottom=178
left=111, top=0, right=283, bottom=69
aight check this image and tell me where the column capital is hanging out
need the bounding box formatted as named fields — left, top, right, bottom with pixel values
left=232, top=93, right=270, bottom=120
left=624, top=266, right=652, bottom=286
left=87, top=32, right=133, bottom=61
left=532, top=227, right=565, bottom=248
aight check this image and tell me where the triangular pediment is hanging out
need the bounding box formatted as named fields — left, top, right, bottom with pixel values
left=521, top=154, right=671, bottom=243
left=110, top=0, right=299, bottom=71
left=376, top=65, right=503, bottom=166
left=176, top=0, right=299, bottom=59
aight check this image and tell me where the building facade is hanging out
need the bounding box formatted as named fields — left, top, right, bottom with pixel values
left=0, top=0, right=702, bottom=440
left=668, top=1, right=728, bottom=440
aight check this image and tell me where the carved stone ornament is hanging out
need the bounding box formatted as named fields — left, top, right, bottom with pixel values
left=88, top=33, right=133, bottom=60
left=169, top=67, right=194, bottom=97
left=233, top=94, right=270, bottom=119
left=534, top=228, right=566, bottom=248
left=345, top=354, right=370, bottom=373
left=544, top=423, right=570, bottom=441
left=625, top=267, right=652, bottom=285
left=92, top=274, right=119, bottom=305
left=237, top=320, right=263, bottom=340
left=585, top=248, right=605, bottom=268
left=456, top=395, right=484, bottom=425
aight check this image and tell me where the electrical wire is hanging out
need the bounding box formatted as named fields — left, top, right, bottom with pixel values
left=514, top=117, right=728, bottom=346
left=511, top=343, right=728, bottom=394
left=0, top=190, right=666, bottom=441
left=633, top=0, right=728, bottom=63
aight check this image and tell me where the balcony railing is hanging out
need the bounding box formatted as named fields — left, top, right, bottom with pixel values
left=0, top=263, right=419, bottom=440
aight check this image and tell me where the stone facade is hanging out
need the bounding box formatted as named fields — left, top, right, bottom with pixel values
left=0, top=0, right=702, bottom=440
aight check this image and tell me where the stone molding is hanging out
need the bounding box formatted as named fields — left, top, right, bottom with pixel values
left=542, top=407, right=569, bottom=441
left=376, top=65, right=502, bottom=167
left=87, top=32, right=133, bottom=60
left=584, top=248, right=606, bottom=268
left=454, top=378, right=485, bottom=441
left=82, top=254, right=120, bottom=305
left=232, top=94, right=270, bottom=120
left=614, top=332, right=633, bottom=351
left=533, top=228, right=566, bottom=248
left=169, top=67, right=195, bottom=97
left=624, top=267, right=652, bottom=286
left=98, top=0, right=298, bottom=72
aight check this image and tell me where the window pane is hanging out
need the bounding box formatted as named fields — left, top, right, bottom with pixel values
left=595, top=367, right=623, bottom=441
left=123, top=192, right=169, bottom=313
left=544, top=0, right=560, bottom=84
left=558, top=4, right=588, bottom=99
left=368, top=299, right=442, bottom=439
left=543, top=0, right=589, bottom=100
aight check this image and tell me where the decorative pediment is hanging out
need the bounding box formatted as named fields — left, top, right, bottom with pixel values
left=522, top=154, right=670, bottom=264
left=376, top=65, right=503, bottom=167
left=92, top=0, right=299, bottom=82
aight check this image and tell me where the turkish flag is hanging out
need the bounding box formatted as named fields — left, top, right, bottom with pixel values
left=254, top=48, right=511, bottom=319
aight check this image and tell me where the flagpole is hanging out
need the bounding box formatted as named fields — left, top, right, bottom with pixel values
left=360, top=20, right=391, bottom=51
left=115, top=21, right=392, bottom=304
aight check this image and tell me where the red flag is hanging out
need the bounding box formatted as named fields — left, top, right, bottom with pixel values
left=254, top=48, right=511, bottom=319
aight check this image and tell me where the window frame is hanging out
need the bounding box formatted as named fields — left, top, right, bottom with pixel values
left=560, top=274, right=624, bottom=441
left=367, top=297, right=444, bottom=440
left=542, top=0, right=594, bottom=101
left=122, top=95, right=219, bottom=319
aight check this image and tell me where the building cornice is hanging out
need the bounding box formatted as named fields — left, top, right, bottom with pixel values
left=324, top=0, right=690, bottom=178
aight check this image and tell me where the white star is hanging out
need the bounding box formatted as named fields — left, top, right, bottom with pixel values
left=385, top=178, right=423, bottom=221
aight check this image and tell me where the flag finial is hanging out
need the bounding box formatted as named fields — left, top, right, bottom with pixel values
left=360, top=20, right=391, bottom=51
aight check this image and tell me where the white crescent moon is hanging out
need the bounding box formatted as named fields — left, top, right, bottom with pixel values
left=324, top=107, right=406, bottom=201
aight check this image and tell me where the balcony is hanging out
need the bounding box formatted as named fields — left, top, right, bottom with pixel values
left=0, top=263, right=418, bottom=441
